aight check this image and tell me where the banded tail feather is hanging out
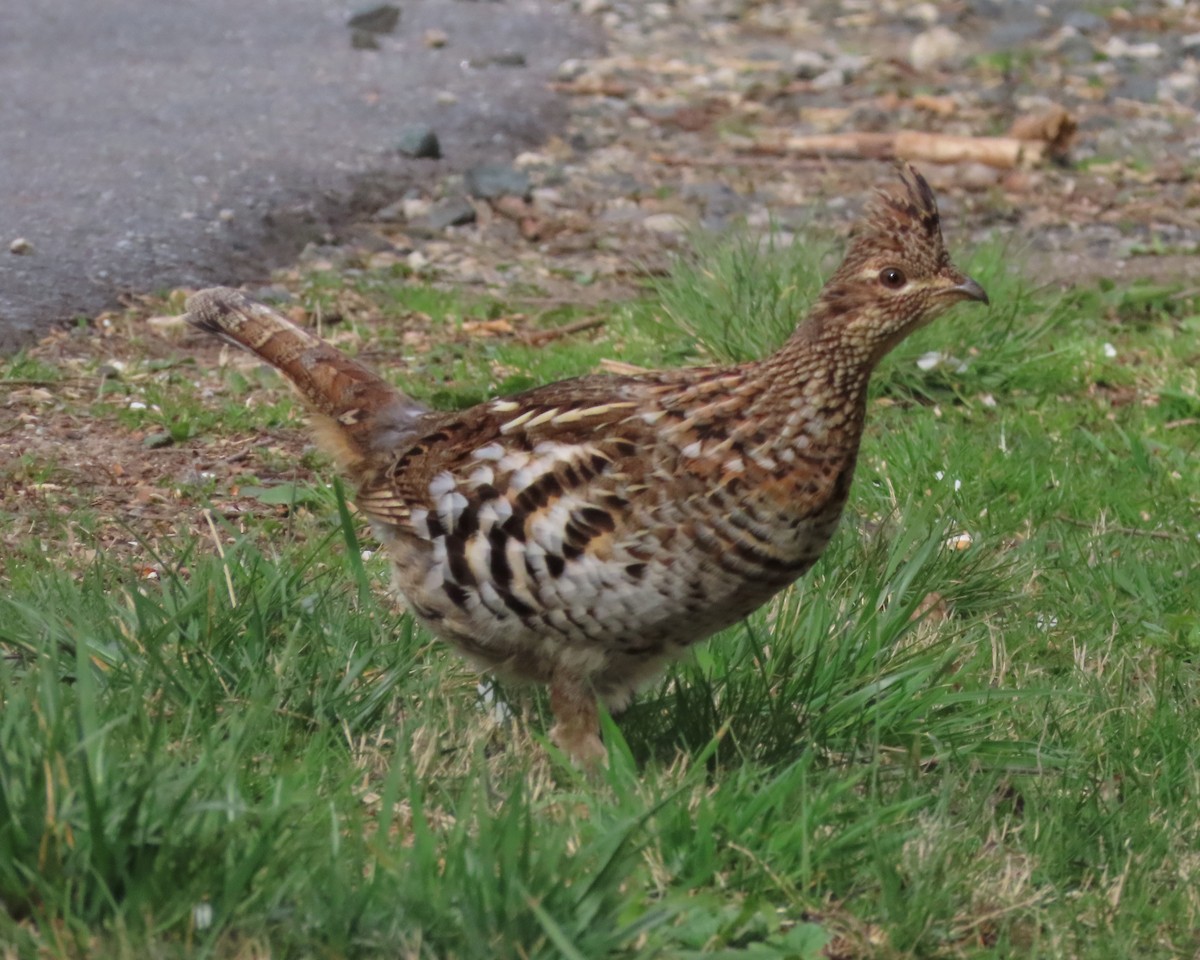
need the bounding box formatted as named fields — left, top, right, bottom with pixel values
left=185, top=287, right=428, bottom=472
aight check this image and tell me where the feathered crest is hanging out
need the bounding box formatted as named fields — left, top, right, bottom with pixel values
left=841, top=162, right=948, bottom=272
left=867, top=162, right=941, bottom=238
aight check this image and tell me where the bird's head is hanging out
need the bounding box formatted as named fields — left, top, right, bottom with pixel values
left=810, top=163, right=988, bottom=364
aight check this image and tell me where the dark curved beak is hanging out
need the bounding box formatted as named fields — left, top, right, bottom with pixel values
left=952, top=275, right=989, bottom=305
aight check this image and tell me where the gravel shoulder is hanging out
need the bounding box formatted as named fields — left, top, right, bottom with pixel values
left=330, top=0, right=1199, bottom=302
left=0, top=0, right=599, bottom=351
left=5, top=1, right=1198, bottom=354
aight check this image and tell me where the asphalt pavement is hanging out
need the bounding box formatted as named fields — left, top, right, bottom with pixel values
left=0, top=0, right=599, bottom=351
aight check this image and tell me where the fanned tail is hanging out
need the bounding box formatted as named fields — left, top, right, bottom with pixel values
left=185, top=287, right=428, bottom=472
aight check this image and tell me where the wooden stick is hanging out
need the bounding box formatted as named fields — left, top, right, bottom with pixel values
left=776, top=130, right=1048, bottom=169
left=522, top=316, right=606, bottom=346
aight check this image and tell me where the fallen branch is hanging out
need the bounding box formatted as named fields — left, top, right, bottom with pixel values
left=775, top=130, right=1048, bottom=169
left=1007, top=105, right=1076, bottom=159
left=522, top=316, right=606, bottom=346
left=550, top=79, right=631, bottom=98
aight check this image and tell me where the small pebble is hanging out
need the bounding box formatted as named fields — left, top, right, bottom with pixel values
left=465, top=163, right=531, bottom=200
left=1102, top=37, right=1162, bottom=60
left=909, top=26, right=965, bottom=71
left=642, top=212, right=688, bottom=234
left=142, top=431, right=174, bottom=450
left=374, top=200, right=406, bottom=222
left=426, top=197, right=477, bottom=230
left=395, top=124, right=441, bottom=159
left=402, top=197, right=432, bottom=220
left=9, top=237, right=31, bottom=254
left=557, top=58, right=586, bottom=80
left=1063, top=10, right=1105, bottom=33
left=944, top=532, right=973, bottom=551
left=192, top=902, right=214, bottom=931
left=488, top=52, right=528, bottom=68
left=810, top=68, right=846, bottom=90
left=791, top=50, right=827, bottom=80
left=905, top=3, right=940, bottom=26
left=347, top=4, right=400, bottom=34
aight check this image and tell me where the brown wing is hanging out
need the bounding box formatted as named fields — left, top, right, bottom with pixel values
left=353, top=375, right=670, bottom=537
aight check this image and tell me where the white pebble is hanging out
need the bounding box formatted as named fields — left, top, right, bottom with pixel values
left=944, top=531, right=973, bottom=551
left=193, top=902, right=214, bottom=930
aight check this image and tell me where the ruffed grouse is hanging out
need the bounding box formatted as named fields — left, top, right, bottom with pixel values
left=185, top=163, right=987, bottom=766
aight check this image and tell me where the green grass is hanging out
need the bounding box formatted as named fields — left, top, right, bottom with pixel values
left=1, top=232, right=1199, bottom=958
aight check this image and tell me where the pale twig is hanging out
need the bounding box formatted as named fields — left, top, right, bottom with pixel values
left=202, top=508, right=238, bottom=606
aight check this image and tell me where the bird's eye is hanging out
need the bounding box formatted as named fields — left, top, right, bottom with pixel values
left=879, top=267, right=907, bottom=289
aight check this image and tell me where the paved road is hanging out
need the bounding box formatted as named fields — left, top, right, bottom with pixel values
left=0, top=0, right=599, bottom=351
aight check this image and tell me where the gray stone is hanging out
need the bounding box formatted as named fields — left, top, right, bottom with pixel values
left=791, top=50, right=827, bottom=80
left=682, top=182, right=742, bottom=219
left=142, top=431, right=174, bottom=450
left=642, top=212, right=687, bottom=234
left=967, top=0, right=1005, bottom=16
left=810, top=67, right=846, bottom=89
left=374, top=199, right=407, bottom=222
left=395, top=124, right=442, bottom=159
left=1113, top=74, right=1159, bottom=103
left=1057, top=33, right=1095, bottom=65
left=830, top=54, right=868, bottom=79
left=488, top=52, right=528, bottom=68
left=350, top=29, right=380, bottom=50
left=1161, top=70, right=1199, bottom=105
left=340, top=223, right=396, bottom=253
left=1063, top=10, right=1105, bottom=34
left=347, top=4, right=400, bottom=34
left=597, top=172, right=644, bottom=198
left=465, top=163, right=532, bottom=199
left=426, top=197, right=477, bottom=229
left=987, top=20, right=1045, bottom=50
